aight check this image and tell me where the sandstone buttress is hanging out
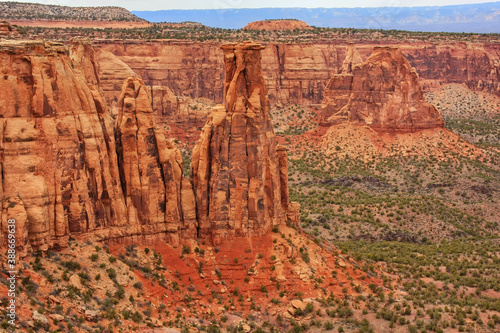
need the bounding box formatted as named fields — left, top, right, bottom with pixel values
left=321, top=46, right=444, bottom=132
left=191, top=42, right=296, bottom=245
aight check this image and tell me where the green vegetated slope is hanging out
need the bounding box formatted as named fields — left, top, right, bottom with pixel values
left=273, top=101, right=500, bottom=331
left=9, top=22, right=500, bottom=43
left=0, top=2, right=144, bottom=21
left=425, top=84, right=500, bottom=148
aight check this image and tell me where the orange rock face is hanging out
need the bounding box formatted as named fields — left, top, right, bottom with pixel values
left=115, top=77, right=197, bottom=245
left=244, top=19, right=312, bottom=31
left=191, top=42, right=290, bottom=245
left=0, top=23, right=11, bottom=35
left=321, top=46, right=444, bottom=132
left=0, top=41, right=128, bottom=252
left=98, top=41, right=500, bottom=109
left=0, top=40, right=297, bottom=254
left=0, top=41, right=196, bottom=252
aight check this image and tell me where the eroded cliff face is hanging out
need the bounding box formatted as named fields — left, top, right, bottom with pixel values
left=191, top=42, right=291, bottom=245
left=0, top=41, right=198, bottom=254
left=97, top=40, right=500, bottom=107
left=243, top=19, right=312, bottom=31
left=320, top=46, right=444, bottom=132
left=0, top=41, right=128, bottom=255
left=115, top=77, right=197, bottom=245
left=0, top=40, right=297, bottom=254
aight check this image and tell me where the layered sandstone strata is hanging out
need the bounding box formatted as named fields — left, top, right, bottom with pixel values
left=1, top=40, right=298, bottom=254
left=0, top=41, right=196, bottom=253
left=115, top=77, right=197, bottom=245
left=320, top=46, right=444, bottom=132
left=0, top=41, right=128, bottom=254
left=243, top=19, right=312, bottom=31
left=191, top=42, right=291, bottom=245
left=97, top=41, right=500, bottom=107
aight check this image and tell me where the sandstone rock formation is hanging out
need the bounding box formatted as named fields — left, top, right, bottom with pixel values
left=0, top=40, right=128, bottom=252
left=340, top=43, right=363, bottom=74
left=243, top=19, right=312, bottom=31
left=115, top=77, right=197, bottom=244
left=95, top=46, right=210, bottom=137
left=0, top=41, right=195, bottom=252
left=0, top=22, right=11, bottom=35
left=191, top=42, right=291, bottom=245
left=97, top=41, right=500, bottom=107
left=320, top=46, right=444, bottom=132
left=1, top=40, right=296, bottom=254
left=95, top=48, right=140, bottom=117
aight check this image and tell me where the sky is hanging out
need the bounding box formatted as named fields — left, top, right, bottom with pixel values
left=1, top=0, right=497, bottom=11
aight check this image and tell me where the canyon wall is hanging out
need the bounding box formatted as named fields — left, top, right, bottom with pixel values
left=0, top=40, right=297, bottom=254
left=0, top=41, right=128, bottom=254
left=0, top=41, right=197, bottom=253
left=97, top=40, right=500, bottom=107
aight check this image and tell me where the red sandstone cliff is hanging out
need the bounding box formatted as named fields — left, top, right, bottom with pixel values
left=115, top=78, right=197, bottom=245
left=0, top=41, right=128, bottom=255
left=0, top=40, right=298, bottom=254
left=0, top=41, right=199, bottom=254
left=320, top=46, right=444, bottom=132
left=191, top=42, right=294, bottom=245
left=97, top=40, right=500, bottom=107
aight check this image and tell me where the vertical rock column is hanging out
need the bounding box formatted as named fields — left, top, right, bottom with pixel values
left=115, top=77, right=197, bottom=245
left=191, top=42, right=288, bottom=245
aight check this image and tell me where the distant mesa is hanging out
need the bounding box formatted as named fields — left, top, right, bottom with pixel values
left=159, top=21, right=205, bottom=28
left=321, top=45, right=444, bottom=132
left=243, top=19, right=312, bottom=31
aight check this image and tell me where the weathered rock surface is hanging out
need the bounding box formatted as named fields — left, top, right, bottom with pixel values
left=115, top=77, right=197, bottom=244
left=0, top=40, right=297, bottom=253
left=0, top=40, right=128, bottom=251
left=95, top=47, right=208, bottom=140
left=191, top=42, right=290, bottom=245
left=97, top=41, right=500, bottom=107
left=340, top=43, right=363, bottom=74
left=0, top=41, right=196, bottom=251
left=95, top=48, right=140, bottom=117
left=320, top=46, right=444, bottom=132
left=0, top=22, right=11, bottom=35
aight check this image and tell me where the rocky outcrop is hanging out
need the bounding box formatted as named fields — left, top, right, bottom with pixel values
left=320, top=46, right=444, bottom=132
left=95, top=46, right=210, bottom=138
left=95, top=48, right=140, bottom=117
left=0, top=22, right=11, bottom=35
left=243, top=20, right=312, bottom=31
left=191, top=42, right=292, bottom=245
left=0, top=40, right=128, bottom=252
left=115, top=77, right=197, bottom=245
left=1, top=40, right=296, bottom=254
left=0, top=41, right=196, bottom=252
left=340, top=43, right=363, bottom=74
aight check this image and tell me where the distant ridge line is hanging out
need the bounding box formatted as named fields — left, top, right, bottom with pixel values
left=132, top=2, right=500, bottom=33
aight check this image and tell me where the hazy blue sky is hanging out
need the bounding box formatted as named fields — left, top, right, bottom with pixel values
left=2, top=0, right=496, bottom=11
